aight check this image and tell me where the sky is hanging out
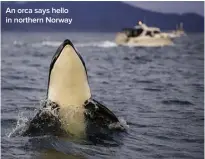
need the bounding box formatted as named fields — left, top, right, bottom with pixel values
left=125, top=1, right=204, bottom=16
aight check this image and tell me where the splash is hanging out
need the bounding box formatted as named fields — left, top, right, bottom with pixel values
left=8, top=112, right=29, bottom=138
left=13, top=40, right=26, bottom=47
left=108, top=117, right=129, bottom=130
left=8, top=99, right=47, bottom=137
left=8, top=99, right=128, bottom=137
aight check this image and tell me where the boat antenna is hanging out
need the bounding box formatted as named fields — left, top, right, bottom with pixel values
left=180, top=22, right=183, bottom=30
left=143, top=16, right=146, bottom=24
left=176, top=24, right=178, bottom=30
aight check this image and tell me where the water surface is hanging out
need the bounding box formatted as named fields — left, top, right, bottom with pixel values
left=1, top=32, right=204, bottom=159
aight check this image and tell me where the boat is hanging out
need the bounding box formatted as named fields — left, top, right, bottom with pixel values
left=115, top=21, right=173, bottom=47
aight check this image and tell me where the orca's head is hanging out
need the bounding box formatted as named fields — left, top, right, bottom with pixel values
left=49, top=39, right=87, bottom=76
left=47, top=39, right=91, bottom=104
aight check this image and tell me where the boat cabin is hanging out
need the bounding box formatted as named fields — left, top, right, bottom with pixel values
left=122, top=25, right=161, bottom=38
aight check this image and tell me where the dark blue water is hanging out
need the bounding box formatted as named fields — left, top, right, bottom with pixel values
left=1, top=32, right=204, bottom=159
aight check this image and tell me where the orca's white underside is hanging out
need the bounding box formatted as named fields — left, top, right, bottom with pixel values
left=48, top=45, right=91, bottom=108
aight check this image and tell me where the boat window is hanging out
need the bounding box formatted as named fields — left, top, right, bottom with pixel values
left=154, top=31, right=160, bottom=34
left=122, top=28, right=143, bottom=37
left=125, top=30, right=131, bottom=36
left=146, top=31, right=152, bottom=37
left=123, top=29, right=132, bottom=37
left=132, top=29, right=143, bottom=37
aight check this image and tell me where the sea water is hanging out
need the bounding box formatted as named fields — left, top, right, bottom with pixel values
left=1, top=32, right=204, bottom=159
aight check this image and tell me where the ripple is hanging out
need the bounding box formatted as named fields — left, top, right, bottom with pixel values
left=143, top=88, right=161, bottom=92
left=180, top=138, right=204, bottom=144
left=127, top=122, right=157, bottom=128
left=191, top=83, right=204, bottom=92
left=161, top=99, right=194, bottom=105
left=2, top=86, right=45, bottom=92
left=123, top=57, right=130, bottom=61
left=1, top=118, right=17, bottom=125
left=133, top=79, right=154, bottom=84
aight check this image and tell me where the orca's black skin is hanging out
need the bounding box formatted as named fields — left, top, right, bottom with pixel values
left=85, top=99, right=119, bottom=124
left=23, top=39, right=121, bottom=137
left=23, top=98, right=120, bottom=137
left=22, top=109, right=65, bottom=136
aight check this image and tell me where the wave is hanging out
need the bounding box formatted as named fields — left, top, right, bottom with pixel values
left=31, top=41, right=61, bottom=48
left=13, top=40, right=27, bottom=47
left=75, top=41, right=117, bottom=48
left=31, top=40, right=117, bottom=48
left=161, top=99, right=194, bottom=105
left=41, top=41, right=62, bottom=47
left=12, top=40, right=117, bottom=48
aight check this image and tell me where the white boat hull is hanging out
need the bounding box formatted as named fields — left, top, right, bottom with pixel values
left=115, top=33, right=173, bottom=47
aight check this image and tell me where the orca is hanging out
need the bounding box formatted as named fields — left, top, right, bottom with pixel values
left=23, top=39, right=122, bottom=137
